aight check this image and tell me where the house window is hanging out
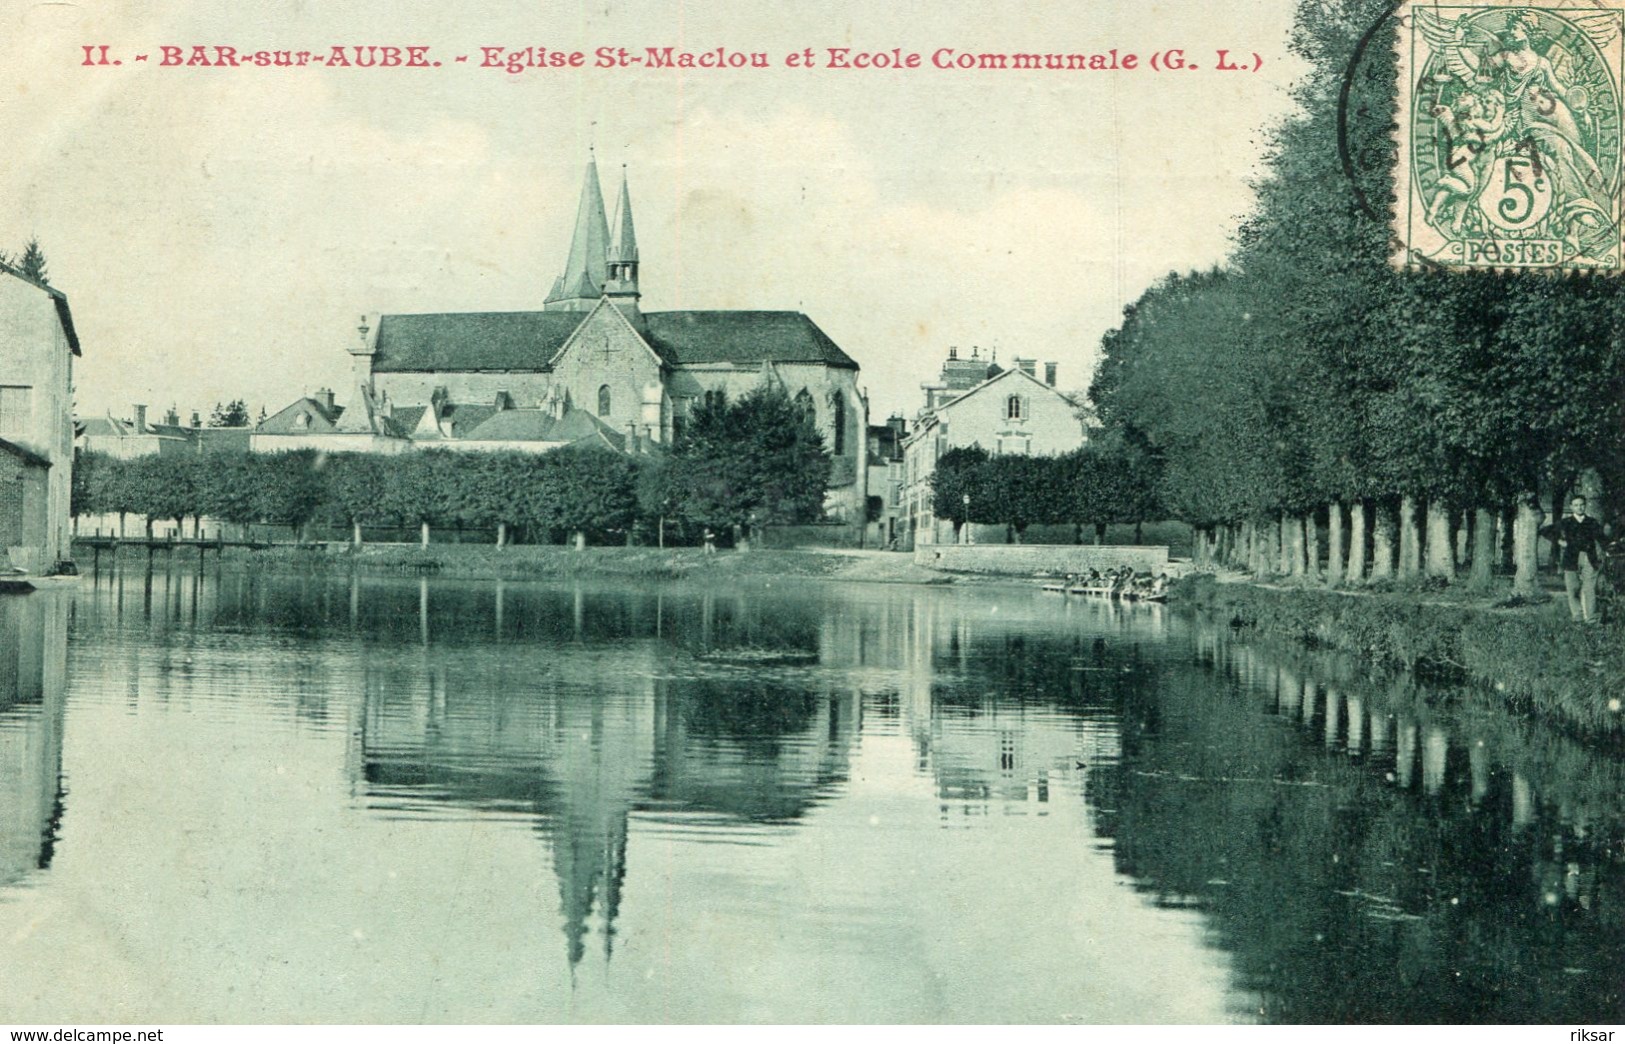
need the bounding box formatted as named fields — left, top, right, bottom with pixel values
left=794, top=388, right=814, bottom=420
left=1006, top=395, right=1023, bottom=421
left=830, top=392, right=846, bottom=456
left=0, top=386, right=32, bottom=437
left=294, top=412, right=311, bottom=429
left=598, top=384, right=612, bottom=416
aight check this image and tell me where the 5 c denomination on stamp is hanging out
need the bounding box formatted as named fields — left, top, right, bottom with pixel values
left=1395, top=1, right=1625, bottom=270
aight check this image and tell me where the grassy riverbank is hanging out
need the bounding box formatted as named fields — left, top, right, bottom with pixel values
left=1180, top=573, right=1625, bottom=740
left=74, top=540, right=955, bottom=586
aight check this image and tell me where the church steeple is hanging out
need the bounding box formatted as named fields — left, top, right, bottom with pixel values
left=544, top=153, right=612, bottom=312
left=604, top=167, right=641, bottom=310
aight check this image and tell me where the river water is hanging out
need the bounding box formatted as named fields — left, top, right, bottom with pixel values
left=0, top=567, right=1620, bottom=1023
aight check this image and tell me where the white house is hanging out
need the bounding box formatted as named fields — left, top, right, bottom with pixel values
left=0, top=267, right=78, bottom=572
left=900, top=349, right=1084, bottom=547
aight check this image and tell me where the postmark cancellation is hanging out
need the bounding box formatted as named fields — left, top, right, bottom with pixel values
left=1395, top=1, right=1625, bottom=270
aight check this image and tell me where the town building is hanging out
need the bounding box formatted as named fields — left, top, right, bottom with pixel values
left=268, top=155, right=869, bottom=523
left=866, top=415, right=907, bottom=549
left=0, top=266, right=78, bottom=572
left=899, top=348, right=1083, bottom=548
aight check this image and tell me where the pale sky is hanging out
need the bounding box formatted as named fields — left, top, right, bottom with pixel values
left=0, top=0, right=1306, bottom=423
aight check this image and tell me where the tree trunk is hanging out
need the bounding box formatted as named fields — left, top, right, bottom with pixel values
left=1470, top=507, right=1496, bottom=586
left=420, top=521, right=430, bottom=548
left=1348, top=499, right=1367, bottom=583
left=1424, top=499, right=1454, bottom=579
left=1326, top=501, right=1345, bottom=586
left=1370, top=501, right=1395, bottom=580
left=1398, top=495, right=1420, bottom=578
left=1512, top=495, right=1541, bottom=597
left=496, top=521, right=507, bottom=548
left=1093, top=523, right=1106, bottom=545
left=353, top=519, right=363, bottom=547
left=573, top=529, right=587, bottom=551
left=1455, top=510, right=1470, bottom=567
left=1302, top=511, right=1319, bottom=580
left=1134, top=520, right=1143, bottom=544
left=1288, top=514, right=1306, bottom=577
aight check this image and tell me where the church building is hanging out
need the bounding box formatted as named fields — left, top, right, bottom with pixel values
left=304, top=156, right=868, bottom=522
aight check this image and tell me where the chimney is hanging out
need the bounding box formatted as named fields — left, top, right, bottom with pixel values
left=132, top=404, right=147, bottom=433
left=1016, top=357, right=1036, bottom=377
left=317, top=388, right=336, bottom=411
left=1045, top=362, right=1058, bottom=387
left=887, top=413, right=906, bottom=435
left=494, top=390, right=511, bottom=411
left=627, top=421, right=642, bottom=455
left=948, top=346, right=958, bottom=360
left=163, top=406, right=179, bottom=426
left=189, top=410, right=201, bottom=428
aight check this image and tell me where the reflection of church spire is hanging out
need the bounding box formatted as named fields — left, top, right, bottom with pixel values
left=545, top=153, right=612, bottom=312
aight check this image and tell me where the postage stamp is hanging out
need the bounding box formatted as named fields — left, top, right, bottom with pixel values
left=1394, top=1, right=1625, bottom=270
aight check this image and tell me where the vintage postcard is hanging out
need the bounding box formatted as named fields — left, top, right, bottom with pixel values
left=1, top=0, right=1623, bottom=1034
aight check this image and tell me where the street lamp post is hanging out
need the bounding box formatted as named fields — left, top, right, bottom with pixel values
left=962, top=493, right=972, bottom=545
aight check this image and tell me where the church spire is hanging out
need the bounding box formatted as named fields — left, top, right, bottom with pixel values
left=545, top=152, right=611, bottom=312
left=605, top=166, right=641, bottom=311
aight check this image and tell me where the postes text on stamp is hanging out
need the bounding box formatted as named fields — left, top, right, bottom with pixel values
left=1395, top=1, right=1625, bottom=270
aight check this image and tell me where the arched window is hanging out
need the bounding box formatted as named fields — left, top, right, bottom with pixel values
left=830, top=392, right=846, bottom=456
left=1006, top=395, right=1023, bottom=421
left=598, top=384, right=612, bottom=417
left=794, top=388, right=814, bottom=420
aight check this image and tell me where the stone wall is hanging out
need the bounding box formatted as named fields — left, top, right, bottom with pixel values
left=916, top=544, right=1170, bottom=576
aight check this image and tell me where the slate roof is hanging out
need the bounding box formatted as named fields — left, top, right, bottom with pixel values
left=371, top=309, right=857, bottom=373
left=372, top=312, right=583, bottom=373
left=642, top=312, right=857, bottom=369
left=461, top=407, right=625, bottom=450
left=257, top=397, right=344, bottom=434
left=78, top=417, right=132, bottom=438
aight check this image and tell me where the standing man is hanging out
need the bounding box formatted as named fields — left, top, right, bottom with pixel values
left=1545, top=495, right=1607, bottom=622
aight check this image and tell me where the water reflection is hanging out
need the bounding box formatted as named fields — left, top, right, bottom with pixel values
left=0, top=594, right=68, bottom=889
left=1098, top=621, right=1625, bottom=1022
left=11, top=566, right=1625, bottom=1022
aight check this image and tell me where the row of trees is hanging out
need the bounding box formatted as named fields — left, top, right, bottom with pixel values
left=1087, top=0, right=1625, bottom=594
left=73, top=386, right=834, bottom=548
left=929, top=440, right=1161, bottom=543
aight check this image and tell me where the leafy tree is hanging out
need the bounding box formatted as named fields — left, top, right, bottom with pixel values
left=930, top=444, right=990, bottom=541
left=324, top=453, right=398, bottom=544
left=209, top=400, right=251, bottom=427
left=16, top=237, right=47, bottom=285
left=379, top=451, right=462, bottom=546
left=457, top=451, right=539, bottom=545
left=666, top=387, right=830, bottom=543
left=530, top=445, right=638, bottom=548
left=252, top=451, right=327, bottom=540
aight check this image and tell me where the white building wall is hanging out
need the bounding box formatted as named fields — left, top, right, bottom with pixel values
left=0, top=276, right=73, bottom=567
